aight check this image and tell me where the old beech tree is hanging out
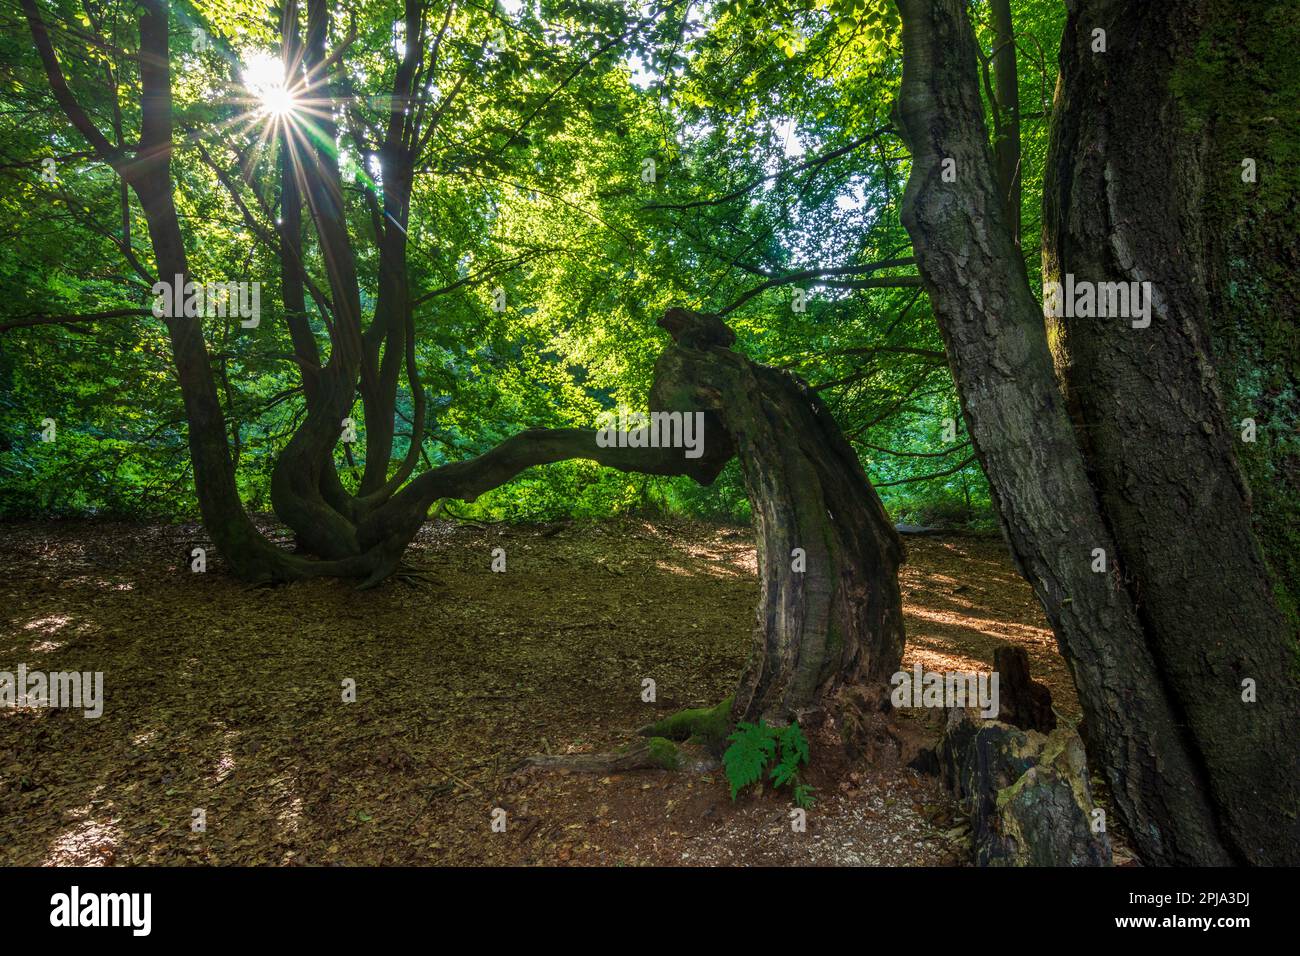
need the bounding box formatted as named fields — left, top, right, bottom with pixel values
left=20, top=0, right=907, bottom=732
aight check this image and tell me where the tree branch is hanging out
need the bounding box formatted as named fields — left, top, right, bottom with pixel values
left=872, top=454, right=978, bottom=486
left=0, top=307, right=152, bottom=333
left=717, top=258, right=920, bottom=316
left=862, top=440, right=971, bottom=459
left=19, top=0, right=125, bottom=170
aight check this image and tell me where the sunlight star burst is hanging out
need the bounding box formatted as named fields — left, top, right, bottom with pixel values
left=242, top=51, right=297, bottom=118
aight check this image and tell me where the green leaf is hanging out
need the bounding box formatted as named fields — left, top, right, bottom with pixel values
left=770, top=756, right=799, bottom=788
left=722, top=719, right=778, bottom=799
left=778, top=722, right=810, bottom=767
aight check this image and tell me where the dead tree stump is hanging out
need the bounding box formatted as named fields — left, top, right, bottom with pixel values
left=993, top=645, right=1055, bottom=732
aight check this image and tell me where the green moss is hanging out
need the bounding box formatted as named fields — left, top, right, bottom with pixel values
left=1172, top=0, right=1300, bottom=629
left=641, top=696, right=735, bottom=754
left=645, top=736, right=681, bottom=770
left=995, top=769, right=1033, bottom=812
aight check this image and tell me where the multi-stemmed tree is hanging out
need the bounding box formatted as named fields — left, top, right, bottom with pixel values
left=14, top=0, right=910, bottom=727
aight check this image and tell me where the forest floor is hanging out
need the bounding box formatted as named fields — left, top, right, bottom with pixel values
left=0, top=517, right=1084, bottom=866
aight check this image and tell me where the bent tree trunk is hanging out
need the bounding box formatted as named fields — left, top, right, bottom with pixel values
left=894, top=0, right=1300, bottom=864
left=378, top=309, right=907, bottom=724
left=522, top=309, right=907, bottom=772
left=650, top=310, right=906, bottom=722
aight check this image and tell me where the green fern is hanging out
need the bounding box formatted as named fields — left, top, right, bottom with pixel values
left=779, top=722, right=810, bottom=764
left=722, top=719, right=812, bottom=801
left=793, top=783, right=817, bottom=810
left=722, top=720, right=778, bottom=798
left=770, top=755, right=799, bottom=788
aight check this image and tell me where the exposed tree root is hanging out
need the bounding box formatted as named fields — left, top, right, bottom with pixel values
left=391, top=561, right=439, bottom=587
left=637, top=697, right=735, bottom=754
left=516, top=738, right=721, bottom=774
left=516, top=699, right=736, bottom=776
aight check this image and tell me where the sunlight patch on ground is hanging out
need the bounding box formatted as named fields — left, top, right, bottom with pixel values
left=272, top=777, right=304, bottom=841
left=42, top=814, right=122, bottom=866
left=23, top=614, right=71, bottom=632
left=666, top=539, right=757, bottom=576
left=902, top=645, right=988, bottom=677
left=904, top=571, right=962, bottom=589
left=903, top=605, right=1055, bottom=646
left=213, top=730, right=239, bottom=784
left=654, top=557, right=745, bottom=579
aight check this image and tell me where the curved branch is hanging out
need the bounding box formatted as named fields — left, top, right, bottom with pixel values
left=19, top=0, right=125, bottom=170
left=408, top=427, right=718, bottom=504
left=862, top=440, right=971, bottom=459
left=717, top=259, right=920, bottom=316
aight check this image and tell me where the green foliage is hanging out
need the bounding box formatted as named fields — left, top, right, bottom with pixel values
left=0, top=0, right=1017, bottom=528
left=722, top=719, right=813, bottom=804
left=722, top=720, right=778, bottom=798
left=792, top=782, right=817, bottom=810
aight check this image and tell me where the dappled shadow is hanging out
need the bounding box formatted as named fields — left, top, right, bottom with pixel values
left=898, top=536, right=1078, bottom=718
left=0, top=518, right=1066, bottom=865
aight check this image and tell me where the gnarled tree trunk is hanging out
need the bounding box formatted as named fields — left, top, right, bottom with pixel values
left=649, top=310, right=906, bottom=723
left=524, top=309, right=909, bottom=773
left=374, top=308, right=908, bottom=722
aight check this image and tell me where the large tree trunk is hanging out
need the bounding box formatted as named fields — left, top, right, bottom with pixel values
left=1191, top=4, right=1300, bottom=619
left=893, top=0, right=1235, bottom=865
left=1042, top=0, right=1300, bottom=866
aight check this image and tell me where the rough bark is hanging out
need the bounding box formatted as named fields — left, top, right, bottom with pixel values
left=1191, top=3, right=1300, bottom=618
left=939, top=707, right=1111, bottom=867
left=893, top=0, right=1234, bottom=864
left=1043, top=0, right=1300, bottom=865
left=645, top=310, right=907, bottom=723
